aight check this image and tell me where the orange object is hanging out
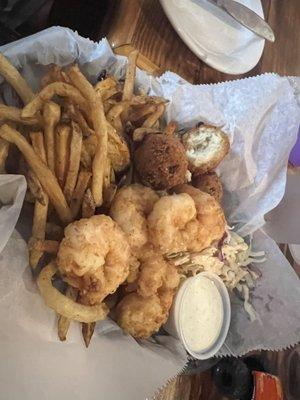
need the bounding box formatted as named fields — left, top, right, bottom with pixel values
left=253, top=371, right=283, bottom=400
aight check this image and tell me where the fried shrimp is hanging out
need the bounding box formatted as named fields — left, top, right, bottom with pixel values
left=137, top=253, right=180, bottom=298
left=110, top=184, right=159, bottom=282
left=147, top=193, right=198, bottom=254
left=148, top=187, right=226, bottom=254
left=116, top=251, right=180, bottom=338
left=175, top=184, right=226, bottom=245
left=110, top=183, right=159, bottom=256
left=116, top=293, right=167, bottom=339
left=57, top=215, right=131, bottom=305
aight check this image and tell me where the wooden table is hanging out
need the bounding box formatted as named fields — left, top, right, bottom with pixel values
left=98, top=1, right=300, bottom=399
left=100, top=0, right=300, bottom=82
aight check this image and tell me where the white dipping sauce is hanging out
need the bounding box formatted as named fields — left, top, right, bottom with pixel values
left=180, top=276, right=223, bottom=353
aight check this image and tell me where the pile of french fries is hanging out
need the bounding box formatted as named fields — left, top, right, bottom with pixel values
left=0, top=50, right=167, bottom=346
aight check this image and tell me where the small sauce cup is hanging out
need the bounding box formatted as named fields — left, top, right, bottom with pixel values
left=164, top=272, right=231, bottom=359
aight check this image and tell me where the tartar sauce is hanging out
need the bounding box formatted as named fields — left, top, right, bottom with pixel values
left=180, top=276, right=223, bottom=353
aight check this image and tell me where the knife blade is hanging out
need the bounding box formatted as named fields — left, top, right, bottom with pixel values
left=208, top=0, right=275, bottom=42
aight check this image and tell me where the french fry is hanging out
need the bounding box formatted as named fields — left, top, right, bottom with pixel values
left=21, top=82, right=89, bottom=119
left=127, top=103, right=157, bottom=122
left=113, top=43, right=161, bottom=75
left=66, top=65, right=108, bottom=207
left=82, top=321, right=96, bottom=347
left=83, top=134, right=97, bottom=156
left=70, top=170, right=92, bottom=219
left=0, top=105, right=39, bottom=125
left=64, top=121, right=82, bottom=203
left=132, top=127, right=160, bottom=142
left=103, top=183, right=117, bottom=208
left=25, top=191, right=35, bottom=203
left=64, top=100, right=93, bottom=137
left=45, top=222, right=63, bottom=240
left=27, top=169, right=47, bottom=206
left=43, top=101, right=61, bottom=173
left=0, top=124, right=72, bottom=224
left=40, top=66, right=56, bottom=88
left=80, top=142, right=92, bottom=170
left=55, top=124, right=71, bottom=188
left=122, top=50, right=138, bottom=101
left=82, top=188, right=95, bottom=218
left=101, top=87, right=121, bottom=101
left=87, top=123, right=130, bottom=173
left=103, top=99, right=116, bottom=114
left=152, top=120, right=160, bottom=129
left=83, top=125, right=130, bottom=172
left=95, top=79, right=121, bottom=102
left=110, top=168, right=116, bottom=184
left=57, top=285, right=78, bottom=341
left=0, top=138, right=9, bottom=173
left=106, top=102, right=127, bottom=134
left=142, top=103, right=165, bottom=128
left=0, top=53, right=34, bottom=104
left=94, top=76, right=117, bottom=94
left=110, top=115, right=123, bottom=134
left=103, top=158, right=111, bottom=191
left=60, top=110, right=71, bottom=125
left=132, top=95, right=168, bottom=105
left=107, top=97, right=163, bottom=131
left=78, top=293, right=96, bottom=348
left=74, top=110, right=94, bottom=137
left=29, top=238, right=59, bottom=255
left=41, top=64, right=70, bottom=88
left=28, top=131, right=49, bottom=269
left=164, top=121, right=177, bottom=136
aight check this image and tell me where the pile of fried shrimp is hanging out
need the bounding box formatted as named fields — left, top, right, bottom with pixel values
left=0, top=51, right=227, bottom=346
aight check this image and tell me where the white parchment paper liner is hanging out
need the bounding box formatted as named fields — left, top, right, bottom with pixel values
left=0, top=27, right=299, bottom=399
left=0, top=174, right=26, bottom=252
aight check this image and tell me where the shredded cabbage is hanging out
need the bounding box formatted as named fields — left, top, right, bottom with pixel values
left=166, top=229, right=266, bottom=321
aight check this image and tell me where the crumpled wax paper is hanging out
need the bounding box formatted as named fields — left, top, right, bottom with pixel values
left=0, top=27, right=300, bottom=400
left=0, top=174, right=26, bottom=252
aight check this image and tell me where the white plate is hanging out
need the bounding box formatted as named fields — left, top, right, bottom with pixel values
left=160, top=0, right=265, bottom=74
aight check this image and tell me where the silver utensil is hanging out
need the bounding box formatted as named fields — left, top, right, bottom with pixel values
left=207, top=0, right=275, bottom=42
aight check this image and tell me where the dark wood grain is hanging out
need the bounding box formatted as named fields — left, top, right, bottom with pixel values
left=99, top=1, right=300, bottom=399
left=102, top=0, right=300, bottom=84
left=155, top=371, right=227, bottom=400
left=260, top=0, right=300, bottom=76
left=155, top=371, right=228, bottom=400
